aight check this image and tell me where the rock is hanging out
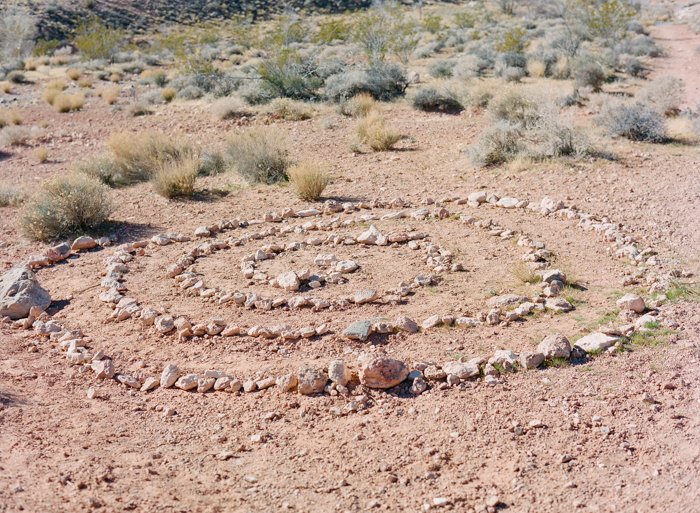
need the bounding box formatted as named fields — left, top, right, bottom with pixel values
left=160, top=364, right=181, bottom=388
left=538, top=334, right=571, bottom=359
left=485, top=309, right=500, bottom=325
left=277, top=271, right=300, bottom=291
left=394, top=316, right=419, bottom=333
left=328, top=360, right=350, bottom=386
left=0, top=268, right=51, bottom=320
left=411, top=377, right=427, bottom=394
left=194, top=226, right=210, bottom=237
left=487, top=294, right=528, bottom=308
left=576, top=333, right=620, bottom=353
left=343, top=320, right=372, bottom=341
left=635, top=313, right=658, bottom=330
left=616, top=293, right=645, bottom=314
left=298, top=208, right=321, bottom=217
left=297, top=365, right=327, bottom=395
left=545, top=297, right=573, bottom=312
left=354, top=290, right=378, bottom=304
left=48, top=242, right=71, bottom=261
left=276, top=373, right=297, bottom=393
left=541, top=269, right=567, bottom=283
left=92, top=359, right=115, bottom=379
left=336, top=260, right=359, bottom=273
left=442, top=361, right=479, bottom=379
left=155, top=316, right=175, bottom=333
left=71, top=236, right=97, bottom=250
left=314, top=254, right=337, bottom=267
left=359, top=357, right=409, bottom=389
left=175, top=374, right=199, bottom=390
left=496, top=197, right=519, bottom=208
left=357, top=225, right=387, bottom=246
left=468, top=191, right=487, bottom=205
left=117, top=374, right=141, bottom=389
left=87, top=388, right=97, bottom=399
left=423, top=366, right=447, bottom=380
left=141, top=377, right=159, bottom=392
left=422, top=315, right=441, bottom=329
left=520, top=352, right=545, bottom=369
left=455, top=317, right=480, bottom=327
left=197, top=377, right=216, bottom=393
left=151, top=234, right=171, bottom=246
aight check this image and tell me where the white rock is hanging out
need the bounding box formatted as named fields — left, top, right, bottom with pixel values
left=616, top=293, right=645, bottom=314
left=576, top=333, right=620, bottom=353
left=277, top=271, right=301, bottom=291
left=328, top=360, right=351, bottom=386
left=160, top=364, right=181, bottom=388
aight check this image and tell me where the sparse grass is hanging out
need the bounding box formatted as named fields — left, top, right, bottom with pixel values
left=150, top=156, right=199, bottom=198
left=225, top=127, right=289, bottom=184
left=509, top=261, right=541, bottom=284
left=543, top=357, right=570, bottom=368
left=108, top=131, right=194, bottom=183
left=34, top=146, right=49, bottom=163
left=0, top=109, right=22, bottom=126
left=211, top=97, right=250, bottom=120
left=288, top=161, right=329, bottom=201
left=664, top=281, right=700, bottom=303
left=1, top=126, right=31, bottom=146
left=0, top=185, right=26, bottom=207
left=74, top=156, right=122, bottom=186
left=355, top=112, right=401, bottom=151
left=109, top=73, right=122, bottom=83
left=18, top=172, right=114, bottom=240
left=629, top=328, right=676, bottom=347
left=268, top=98, right=312, bottom=121
left=127, top=101, right=151, bottom=117
left=46, top=79, right=67, bottom=91
left=77, top=77, right=92, bottom=88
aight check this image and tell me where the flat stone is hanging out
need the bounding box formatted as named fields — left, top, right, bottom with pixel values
left=545, top=297, right=573, bottom=312
left=541, top=269, right=567, bottom=283
left=175, top=374, right=199, bottom=390
left=117, top=374, right=141, bottom=389
left=422, top=315, right=441, bottom=329
left=277, top=271, right=300, bottom=291
left=141, top=377, right=159, bottom=392
left=343, top=321, right=372, bottom=341
left=354, top=290, right=378, bottom=304
left=357, top=225, right=387, bottom=246
left=276, top=373, right=297, bottom=392
left=151, top=234, right=171, bottom=246
left=359, top=357, right=409, bottom=389
left=576, top=333, right=620, bottom=353
left=487, top=294, right=528, bottom=308
left=520, top=352, right=545, bottom=369
left=336, top=260, right=359, bottom=273
left=496, top=197, right=519, bottom=208
left=442, top=361, right=479, bottom=379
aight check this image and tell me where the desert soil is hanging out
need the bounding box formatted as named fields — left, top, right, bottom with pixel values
left=1, top=17, right=700, bottom=513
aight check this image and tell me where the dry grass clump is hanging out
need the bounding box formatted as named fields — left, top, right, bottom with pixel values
left=354, top=112, right=401, bottom=151
left=127, top=101, right=151, bottom=117
left=66, top=68, right=82, bottom=80
left=74, top=156, right=122, bottom=186
left=24, top=60, right=37, bottom=71
left=211, top=97, right=250, bottom=120
left=77, top=77, right=92, bottom=88
left=0, top=185, right=26, bottom=207
left=6, top=71, right=25, bottom=84
left=509, top=262, right=542, bottom=284
left=108, top=131, right=193, bottom=183
left=0, top=109, right=22, bottom=127
left=226, top=127, right=289, bottom=184
left=637, top=77, right=684, bottom=115
left=339, top=92, right=377, bottom=118
left=288, top=161, right=330, bottom=201
left=53, top=93, right=84, bottom=113
left=150, top=156, right=199, bottom=198
left=18, top=172, right=114, bottom=240
left=1, top=82, right=11, bottom=94
left=109, top=73, right=122, bottom=82
left=100, top=86, right=119, bottom=105
left=46, top=79, right=68, bottom=91
left=161, top=87, right=177, bottom=103
left=268, top=98, right=312, bottom=121
left=43, top=88, right=59, bottom=106
left=1, top=126, right=31, bottom=146
left=526, top=59, right=547, bottom=78
left=34, top=146, right=49, bottom=163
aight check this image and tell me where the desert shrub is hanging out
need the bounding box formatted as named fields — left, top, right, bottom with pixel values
left=316, top=17, right=352, bottom=44
left=127, top=101, right=151, bottom=117
left=257, top=49, right=324, bottom=101
left=140, top=69, right=168, bottom=87
left=527, top=59, right=547, bottom=78
left=573, top=63, right=606, bottom=92
left=150, top=156, right=199, bottom=198
left=67, top=68, right=82, bottom=80
left=1, top=125, right=31, bottom=146
left=53, top=93, right=83, bottom=113
left=109, top=73, right=121, bottom=82
left=468, top=84, right=494, bottom=108
left=7, top=70, right=25, bottom=84
left=74, top=19, right=124, bottom=60
left=338, top=92, right=377, bottom=118
left=268, top=97, right=311, bottom=121
left=467, top=121, right=522, bottom=166
left=0, top=185, right=26, bottom=207
left=43, top=88, right=59, bottom=105
left=34, top=146, right=49, bottom=163
left=46, top=79, right=67, bottom=91
left=494, top=27, right=528, bottom=53
left=422, top=13, right=444, bottom=34
left=637, top=77, right=684, bottom=115
left=198, top=151, right=226, bottom=176
left=211, top=97, right=250, bottom=120
left=428, top=60, right=456, bottom=79
left=108, top=131, right=194, bottom=183
left=325, top=62, right=408, bottom=102
left=0, top=81, right=11, bottom=93
left=567, top=0, right=636, bottom=43
left=18, top=172, right=114, bottom=240
left=527, top=116, right=591, bottom=159
left=453, top=55, right=485, bottom=80
left=225, top=127, right=289, bottom=184
left=239, top=79, right=276, bottom=105
left=177, top=85, right=204, bottom=100
left=161, top=87, right=177, bottom=102
left=454, top=11, right=477, bottom=29
left=101, top=86, right=119, bottom=104
left=598, top=100, right=667, bottom=142
left=1, top=14, right=38, bottom=61
left=355, top=112, right=401, bottom=151
left=77, top=77, right=92, bottom=88
left=489, top=90, right=542, bottom=128
left=0, top=109, right=22, bottom=126
left=288, top=161, right=329, bottom=201
left=412, top=87, right=464, bottom=113
left=625, top=58, right=645, bottom=77
left=74, top=156, right=122, bottom=185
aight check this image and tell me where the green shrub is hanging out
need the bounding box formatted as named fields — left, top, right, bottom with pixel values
left=567, top=0, right=636, bottom=43
left=494, top=27, right=528, bottom=53
left=18, top=172, right=114, bottom=240
left=467, top=121, right=522, bottom=166
left=454, top=11, right=477, bottom=28
left=573, top=63, right=606, bottom=92
left=74, top=19, right=124, bottom=60
left=428, top=60, right=456, bottom=78
left=74, top=156, right=122, bottom=186
left=226, top=127, right=289, bottom=183
left=412, top=88, right=464, bottom=113
left=422, top=13, right=444, bottom=34
left=257, top=49, right=323, bottom=100
left=315, top=17, right=352, bottom=44
left=325, top=62, right=408, bottom=102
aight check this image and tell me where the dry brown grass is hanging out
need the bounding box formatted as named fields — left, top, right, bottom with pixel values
left=108, top=131, right=193, bottom=183
left=509, top=261, right=542, bottom=284
left=161, top=87, right=177, bottom=103
left=34, top=146, right=49, bottom=163
left=43, top=88, right=59, bottom=105
left=24, top=60, right=37, bottom=71
left=0, top=126, right=31, bottom=146
left=77, top=77, right=92, bottom=88
left=288, top=161, right=330, bottom=201
left=0, top=82, right=11, bottom=94
left=50, top=55, right=70, bottom=66
left=340, top=92, right=378, bottom=118
left=101, top=86, right=119, bottom=105
left=53, top=94, right=73, bottom=113
left=211, top=97, right=250, bottom=120
left=37, top=56, right=49, bottom=66
left=150, top=156, right=199, bottom=198
left=109, top=73, right=122, bottom=83
left=527, top=60, right=547, bottom=78
left=355, top=112, right=401, bottom=151
left=0, top=185, right=26, bottom=207
left=226, top=127, right=289, bottom=184
left=66, top=68, right=82, bottom=80
left=1, top=109, right=23, bottom=126
left=268, top=98, right=312, bottom=121
left=46, top=79, right=68, bottom=91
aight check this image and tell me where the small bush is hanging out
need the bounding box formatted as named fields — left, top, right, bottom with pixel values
left=150, top=156, right=199, bottom=198
left=74, top=156, right=122, bottom=185
left=225, top=127, right=289, bottom=184
left=325, top=62, right=408, bottom=102
left=625, top=58, right=645, bottom=77
left=34, top=146, right=49, bottom=163
left=178, top=85, right=204, bottom=100
left=101, top=86, right=119, bottom=104
left=412, top=87, right=463, bottom=113
left=637, top=77, right=684, bottom=115
left=77, top=77, right=92, bottom=88
left=211, top=97, right=250, bottom=120
left=198, top=151, right=226, bottom=176
left=355, top=112, right=401, bottom=152
left=140, top=69, right=168, bottom=87
left=0, top=109, right=22, bottom=126
left=428, top=60, right=456, bottom=79
left=268, top=98, right=311, bottom=121
left=53, top=93, right=83, bottom=113
left=489, top=90, right=541, bottom=128
left=1, top=81, right=11, bottom=93
left=109, top=73, right=121, bottom=82
left=527, top=59, right=547, bottom=78
left=66, top=68, right=81, bottom=80
left=598, top=100, right=667, bottom=142
left=161, top=87, right=177, bottom=102
left=453, top=56, right=482, bottom=80
left=0, top=185, right=26, bottom=207
left=74, top=19, right=124, bottom=60
left=108, top=131, right=193, bottom=183
left=43, top=88, right=59, bottom=105
left=468, top=121, right=522, bottom=166
left=288, top=161, right=329, bottom=201
left=127, top=101, right=151, bottom=117
left=1, top=126, right=31, bottom=146
left=7, top=71, right=25, bottom=84
left=573, top=64, right=606, bottom=92
left=46, top=79, right=67, bottom=91
left=19, top=172, right=114, bottom=240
